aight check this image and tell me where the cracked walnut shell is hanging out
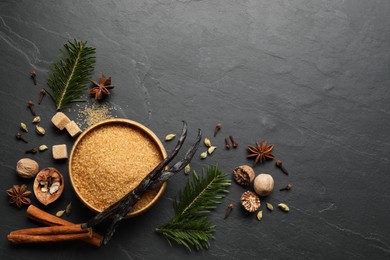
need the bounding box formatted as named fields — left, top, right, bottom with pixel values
left=233, top=165, right=255, bottom=186
left=240, top=191, right=260, bottom=212
left=33, top=167, right=64, bottom=206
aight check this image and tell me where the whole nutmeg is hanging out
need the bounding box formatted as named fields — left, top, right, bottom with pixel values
left=16, top=158, right=39, bottom=178
left=253, top=173, right=274, bottom=197
left=233, top=165, right=255, bottom=186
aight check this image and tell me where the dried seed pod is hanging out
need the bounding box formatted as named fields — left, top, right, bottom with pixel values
left=38, top=145, right=48, bottom=152
left=56, top=210, right=65, bottom=217
left=32, top=116, right=41, bottom=124
left=20, top=123, right=28, bottom=132
left=33, top=167, right=64, bottom=206
left=233, top=165, right=255, bottom=186
left=204, top=137, right=211, bottom=147
left=200, top=151, right=208, bottom=159
left=266, top=202, right=274, bottom=211
left=207, top=146, right=217, bottom=154
left=278, top=203, right=290, bottom=212
left=184, top=164, right=191, bottom=175
left=16, top=158, right=39, bottom=179
left=253, top=173, right=274, bottom=197
left=165, top=134, right=176, bottom=141
left=35, top=125, right=45, bottom=136
left=256, top=210, right=263, bottom=221
left=240, top=191, right=260, bottom=212
left=65, top=202, right=72, bottom=216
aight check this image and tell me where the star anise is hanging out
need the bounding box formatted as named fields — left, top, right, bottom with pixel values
left=6, top=184, right=32, bottom=208
left=247, top=139, right=274, bottom=166
left=89, top=72, right=114, bottom=100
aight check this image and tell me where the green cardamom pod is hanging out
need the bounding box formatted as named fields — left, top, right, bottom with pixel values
left=65, top=202, right=72, bottom=216
left=35, top=125, right=45, bottom=135
left=207, top=146, right=217, bottom=154
left=204, top=137, right=211, bottom=147
left=20, top=123, right=28, bottom=132
left=184, top=164, right=191, bottom=175
left=32, top=116, right=41, bottom=123
left=38, top=145, right=48, bottom=152
left=278, top=203, right=290, bottom=212
left=165, top=134, right=176, bottom=141
left=56, top=210, right=65, bottom=217
left=266, top=202, right=274, bottom=211
left=200, top=151, right=208, bottom=159
left=256, top=210, right=263, bottom=221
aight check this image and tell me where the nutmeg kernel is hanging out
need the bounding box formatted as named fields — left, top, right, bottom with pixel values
left=16, top=158, right=39, bottom=178
left=240, top=191, right=260, bottom=212
left=253, top=173, right=274, bottom=197
left=233, top=165, right=255, bottom=186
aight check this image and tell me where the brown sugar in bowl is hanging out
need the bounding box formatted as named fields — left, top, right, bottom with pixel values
left=69, top=119, right=167, bottom=217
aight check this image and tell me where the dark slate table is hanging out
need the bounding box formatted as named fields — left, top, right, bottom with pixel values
left=1, top=0, right=389, bottom=259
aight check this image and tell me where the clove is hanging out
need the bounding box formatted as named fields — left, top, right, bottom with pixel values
left=30, top=69, right=37, bottom=85
left=214, top=123, right=222, bottom=137
left=225, top=137, right=231, bottom=149
left=38, top=88, right=46, bottom=104
left=25, top=148, right=38, bottom=154
left=224, top=203, right=234, bottom=220
left=15, top=132, right=28, bottom=143
left=280, top=183, right=292, bottom=191
left=27, top=101, right=36, bottom=116
left=275, top=160, right=289, bottom=175
left=229, top=135, right=238, bottom=148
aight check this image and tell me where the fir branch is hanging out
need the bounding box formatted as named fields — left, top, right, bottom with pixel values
left=156, top=165, right=230, bottom=251
left=47, top=39, right=96, bottom=110
left=173, top=165, right=231, bottom=217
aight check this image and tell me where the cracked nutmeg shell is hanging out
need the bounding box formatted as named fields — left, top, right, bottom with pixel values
left=33, top=167, right=64, bottom=206
left=240, top=191, right=261, bottom=212
left=233, top=165, right=255, bottom=186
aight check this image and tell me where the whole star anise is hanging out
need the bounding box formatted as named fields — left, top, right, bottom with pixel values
left=247, top=139, right=274, bottom=166
left=89, top=72, right=114, bottom=100
left=6, top=184, right=32, bottom=208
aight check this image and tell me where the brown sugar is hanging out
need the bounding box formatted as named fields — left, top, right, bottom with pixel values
left=70, top=123, right=164, bottom=213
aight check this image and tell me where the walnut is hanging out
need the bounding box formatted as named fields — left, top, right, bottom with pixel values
left=240, top=191, right=260, bottom=212
left=33, top=167, right=64, bottom=206
left=233, top=165, right=255, bottom=186
left=253, top=173, right=274, bottom=197
left=16, top=158, right=39, bottom=178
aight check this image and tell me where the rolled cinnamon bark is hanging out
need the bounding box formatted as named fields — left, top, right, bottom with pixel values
left=8, top=233, right=91, bottom=245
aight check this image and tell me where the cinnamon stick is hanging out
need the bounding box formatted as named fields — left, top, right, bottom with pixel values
left=26, top=205, right=103, bottom=247
left=9, top=224, right=90, bottom=236
left=8, top=233, right=91, bottom=245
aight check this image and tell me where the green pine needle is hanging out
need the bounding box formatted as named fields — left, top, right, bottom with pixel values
left=156, top=165, right=231, bottom=251
left=47, top=39, right=96, bottom=110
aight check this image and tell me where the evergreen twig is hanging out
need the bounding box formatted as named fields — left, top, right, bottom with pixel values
left=156, top=165, right=230, bottom=251
left=47, top=39, right=96, bottom=110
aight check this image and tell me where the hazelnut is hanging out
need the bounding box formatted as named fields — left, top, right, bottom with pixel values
left=233, top=165, right=255, bottom=186
left=16, top=158, right=39, bottom=178
left=33, top=167, right=64, bottom=206
left=240, top=191, right=260, bottom=212
left=253, top=173, right=274, bottom=197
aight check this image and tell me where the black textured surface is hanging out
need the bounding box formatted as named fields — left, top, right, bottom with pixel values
left=1, top=0, right=390, bottom=259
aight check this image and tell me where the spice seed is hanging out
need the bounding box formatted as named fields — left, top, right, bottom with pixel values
left=165, top=134, right=176, bottom=141
left=256, top=210, right=263, bottom=221
left=200, top=151, right=208, bottom=159
left=266, top=202, right=274, bottom=211
left=207, top=146, right=217, bottom=154
left=56, top=210, right=65, bottom=217
left=278, top=203, right=289, bottom=212
left=184, top=164, right=191, bottom=175
left=204, top=137, right=211, bottom=147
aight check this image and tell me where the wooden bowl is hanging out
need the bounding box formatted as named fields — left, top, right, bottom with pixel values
left=69, top=119, right=167, bottom=217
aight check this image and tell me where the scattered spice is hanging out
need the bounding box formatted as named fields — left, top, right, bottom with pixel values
left=256, top=210, right=263, bottom=221
left=253, top=173, right=274, bottom=197
left=232, top=165, right=255, bottom=186
left=35, top=125, right=45, bottom=135
left=89, top=72, right=114, bottom=100
left=278, top=203, right=290, bottom=212
left=38, top=145, right=48, bottom=152
left=32, top=116, right=41, bottom=123
left=20, top=123, right=28, bottom=132
left=76, top=102, right=114, bottom=129
left=16, top=158, right=39, bottom=179
left=16, top=132, right=28, bottom=143
left=266, top=202, right=274, bottom=211
left=214, top=123, right=222, bottom=137
left=204, top=137, right=211, bottom=147
left=229, top=135, right=238, bottom=148
left=247, top=139, right=274, bottom=166
left=165, top=134, right=176, bottom=141
left=6, top=184, right=32, bottom=208
left=280, top=183, right=292, bottom=191
left=56, top=210, right=65, bottom=217
left=65, top=202, right=72, bottom=216
left=200, top=151, right=208, bottom=159
left=25, top=148, right=37, bottom=154
left=184, top=164, right=191, bottom=175
left=275, top=160, right=289, bottom=175
left=240, top=191, right=260, bottom=212
left=207, top=146, right=217, bottom=154
left=27, top=101, right=36, bottom=116
left=224, top=203, right=234, bottom=219
left=38, top=88, right=46, bottom=104
left=225, top=137, right=231, bottom=149
left=30, top=69, right=37, bottom=85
